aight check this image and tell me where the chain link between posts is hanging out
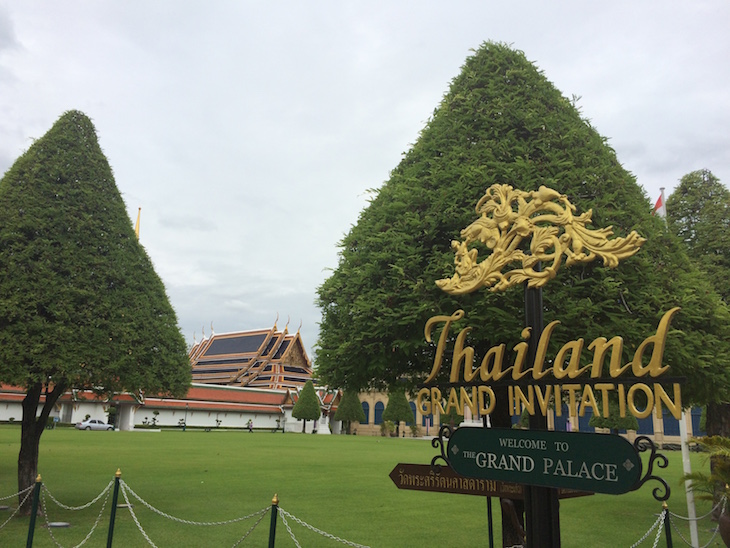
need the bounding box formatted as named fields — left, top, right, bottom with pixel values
left=0, top=484, right=33, bottom=503
left=120, top=480, right=270, bottom=526
left=669, top=496, right=726, bottom=521
left=119, top=480, right=271, bottom=547
left=43, top=480, right=114, bottom=511
left=0, top=485, right=33, bottom=530
left=666, top=496, right=727, bottom=548
left=278, top=507, right=371, bottom=548
left=629, top=510, right=665, bottom=548
left=41, top=485, right=112, bottom=548
left=230, top=507, right=270, bottom=548
left=120, top=480, right=158, bottom=547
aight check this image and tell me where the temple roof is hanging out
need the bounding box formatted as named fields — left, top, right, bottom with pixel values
left=143, top=383, right=292, bottom=414
left=189, top=323, right=313, bottom=390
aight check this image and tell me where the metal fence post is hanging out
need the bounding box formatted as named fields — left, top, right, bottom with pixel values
left=107, top=469, right=122, bottom=548
left=26, top=474, right=42, bottom=548
left=268, top=494, right=279, bottom=548
left=663, top=502, right=673, bottom=547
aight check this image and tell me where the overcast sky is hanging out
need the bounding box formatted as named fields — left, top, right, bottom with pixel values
left=1, top=2, right=728, bottom=361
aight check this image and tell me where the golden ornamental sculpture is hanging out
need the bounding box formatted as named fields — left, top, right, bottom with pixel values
left=436, top=184, right=645, bottom=294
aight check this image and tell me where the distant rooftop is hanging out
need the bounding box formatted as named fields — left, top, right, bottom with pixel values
left=190, top=323, right=312, bottom=390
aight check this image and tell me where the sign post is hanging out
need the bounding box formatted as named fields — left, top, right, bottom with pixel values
left=523, top=276, right=561, bottom=547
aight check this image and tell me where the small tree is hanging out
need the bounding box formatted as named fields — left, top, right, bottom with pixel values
left=442, top=406, right=465, bottom=429
left=292, top=380, right=321, bottom=433
left=588, top=400, right=639, bottom=434
left=334, top=390, right=365, bottom=434
left=382, top=388, right=415, bottom=436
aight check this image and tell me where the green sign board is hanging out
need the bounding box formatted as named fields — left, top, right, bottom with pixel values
left=446, top=427, right=642, bottom=495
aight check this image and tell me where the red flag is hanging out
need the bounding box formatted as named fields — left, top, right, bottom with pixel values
left=652, top=191, right=666, bottom=217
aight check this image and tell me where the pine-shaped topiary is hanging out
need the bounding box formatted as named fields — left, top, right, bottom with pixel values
left=334, top=390, right=366, bottom=434
left=292, top=380, right=322, bottom=433
left=316, top=42, right=730, bottom=413
left=0, top=110, right=191, bottom=510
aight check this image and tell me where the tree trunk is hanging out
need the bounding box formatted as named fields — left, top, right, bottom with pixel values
left=706, top=403, right=730, bottom=437
left=302, top=419, right=306, bottom=433
left=18, top=381, right=66, bottom=515
left=719, top=511, right=730, bottom=547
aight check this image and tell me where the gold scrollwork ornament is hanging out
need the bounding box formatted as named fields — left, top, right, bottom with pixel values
left=437, top=184, right=645, bottom=294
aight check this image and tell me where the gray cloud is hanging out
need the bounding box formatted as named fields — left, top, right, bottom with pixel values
left=1, top=1, right=729, bottom=361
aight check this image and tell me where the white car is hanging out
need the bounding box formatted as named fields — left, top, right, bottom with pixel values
left=75, top=419, right=114, bottom=431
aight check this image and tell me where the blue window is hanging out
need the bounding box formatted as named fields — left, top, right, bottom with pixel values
left=663, top=410, right=680, bottom=436
left=553, top=405, right=570, bottom=431
left=360, top=402, right=369, bottom=425
left=374, top=402, right=385, bottom=425
left=637, top=415, right=654, bottom=435
left=578, top=408, right=594, bottom=433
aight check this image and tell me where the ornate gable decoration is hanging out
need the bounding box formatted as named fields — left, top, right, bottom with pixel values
left=437, top=184, right=645, bottom=294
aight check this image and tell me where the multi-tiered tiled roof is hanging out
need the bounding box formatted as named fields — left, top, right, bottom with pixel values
left=189, top=323, right=312, bottom=390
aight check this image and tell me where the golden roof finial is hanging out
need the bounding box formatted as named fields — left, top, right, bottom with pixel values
left=437, top=184, right=645, bottom=295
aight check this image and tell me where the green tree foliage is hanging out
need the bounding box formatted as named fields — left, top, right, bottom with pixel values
left=666, top=169, right=730, bottom=303
left=315, top=42, right=730, bottom=409
left=588, top=400, right=639, bottom=434
left=666, top=170, right=730, bottom=437
left=334, top=390, right=366, bottom=434
left=292, top=380, right=321, bottom=432
left=441, top=406, right=465, bottom=428
left=382, top=388, right=415, bottom=425
left=0, top=111, right=191, bottom=508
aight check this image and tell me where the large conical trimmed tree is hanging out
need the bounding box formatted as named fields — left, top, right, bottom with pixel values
left=317, top=41, right=730, bottom=544
left=0, top=111, right=191, bottom=510
left=316, top=42, right=730, bottom=426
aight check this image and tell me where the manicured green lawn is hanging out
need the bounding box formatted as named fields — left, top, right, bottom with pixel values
left=0, top=426, right=720, bottom=546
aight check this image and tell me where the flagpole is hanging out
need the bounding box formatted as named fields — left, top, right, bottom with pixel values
left=680, top=410, right=699, bottom=546
left=134, top=207, right=141, bottom=239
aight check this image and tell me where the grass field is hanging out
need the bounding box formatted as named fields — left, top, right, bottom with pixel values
left=0, top=426, right=722, bottom=547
